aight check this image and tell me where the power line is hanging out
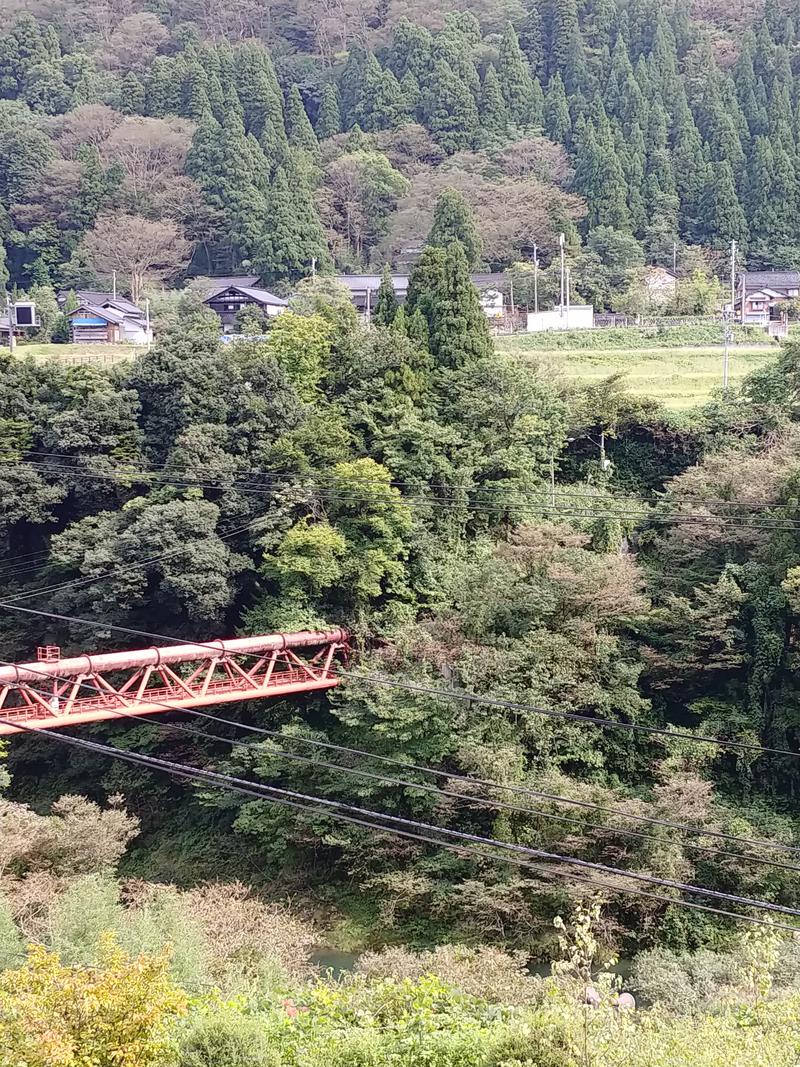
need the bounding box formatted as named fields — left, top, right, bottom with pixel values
left=0, top=450, right=791, bottom=513
left=6, top=650, right=798, bottom=876
left=346, top=671, right=800, bottom=761
left=6, top=598, right=800, bottom=759
left=2, top=702, right=799, bottom=933
left=5, top=458, right=800, bottom=533
left=5, top=603, right=800, bottom=860
left=0, top=509, right=272, bottom=606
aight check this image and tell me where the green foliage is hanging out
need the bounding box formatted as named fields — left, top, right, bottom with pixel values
left=409, top=242, right=492, bottom=369
left=178, top=1009, right=279, bottom=1067
left=373, top=265, right=398, bottom=326
left=316, top=84, right=341, bottom=139
left=0, top=940, right=187, bottom=1066
left=285, top=85, right=319, bottom=157
left=264, top=311, right=332, bottom=401
left=0, top=897, right=23, bottom=971
left=427, top=187, right=483, bottom=269
left=8, top=2, right=800, bottom=975
left=497, top=23, right=533, bottom=127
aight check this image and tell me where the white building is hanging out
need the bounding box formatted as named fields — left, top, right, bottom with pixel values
left=480, top=287, right=504, bottom=318
left=526, top=305, right=594, bottom=332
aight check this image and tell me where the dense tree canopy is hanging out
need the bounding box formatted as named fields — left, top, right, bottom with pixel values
left=0, top=0, right=796, bottom=291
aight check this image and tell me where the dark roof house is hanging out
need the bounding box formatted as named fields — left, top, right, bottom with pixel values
left=735, top=270, right=800, bottom=336
left=333, top=272, right=508, bottom=315
left=202, top=282, right=288, bottom=331
left=67, top=302, right=152, bottom=345
left=737, top=270, right=800, bottom=293
left=58, top=291, right=144, bottom=318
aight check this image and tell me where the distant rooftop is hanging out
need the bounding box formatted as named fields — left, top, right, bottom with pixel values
left=333, top=272, right=507, bottom=291
left=58, top=290, right=143, bottom=316
left=204, top=282, right=287, bottom=306
left=739, top=270, right=800, bottom=289
left=196, top=275, right=260, bottom=294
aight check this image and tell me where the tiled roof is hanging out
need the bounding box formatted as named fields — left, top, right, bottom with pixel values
left=69, top=303, right=126, bottom=324
left=740, top=271, right=800, bottom=290
left=204, top=283, right=287, bottom=306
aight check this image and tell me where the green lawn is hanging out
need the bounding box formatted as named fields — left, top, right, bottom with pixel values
left=496, top=336, right=777, bottom=409
left=11, top=342, right=145, bottom=366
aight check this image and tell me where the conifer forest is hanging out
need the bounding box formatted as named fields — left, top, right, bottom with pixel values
left=5, top=0, right=800, bottom=1062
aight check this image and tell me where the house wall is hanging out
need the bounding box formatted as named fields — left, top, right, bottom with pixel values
left=526, top=306, right=594, bottom=332
left=71, top=320, right=118, bottom=344
left=206, top=296, right=285, bottom=331
left=480, top=289, right=504, bottom=318
left=120, top=321, right=152, bottom=345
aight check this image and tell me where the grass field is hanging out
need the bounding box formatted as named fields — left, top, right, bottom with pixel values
left=11, top=342, right=144, bottom=366
left=496, top=336, right=778, bottom=409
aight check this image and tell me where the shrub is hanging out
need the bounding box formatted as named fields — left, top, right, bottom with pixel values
left=629, top=947, right=740, bottom=1013
left=0, top=895, right=23, bottom=971
left=355, top=944, right=541, bottom=1005
left=177, top=1009, right=279, bottom=1067
left=0, top=938, right=186, bottom=1066
left=49, top=875, right=123, bottom=967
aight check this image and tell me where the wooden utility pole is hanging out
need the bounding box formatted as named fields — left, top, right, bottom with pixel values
left=533, top=243, right=539, bottom=314
left=723, top=240, right=736, bottom=390
left=6, top=299, right=15, bottom=354
left=559, top=233, right=566, bottom=316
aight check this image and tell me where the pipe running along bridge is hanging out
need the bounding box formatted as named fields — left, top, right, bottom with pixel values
left=0, top=630, right=349, bottom=735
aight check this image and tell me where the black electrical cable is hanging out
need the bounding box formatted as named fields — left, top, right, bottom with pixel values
left=0, top=449, right=791, bottom=513
left=1, top=704, right=799, bottom=934
left=6, top=458, right=800, bottom=533
left=4, top=602, right=800, bottom=860
left=4, top=661, right=800, bottom=922
left=0, top=509, right=273, bottom=605
left=345, top=671, right=800, bottom=761
left=3, top=650, right=795, bottom=876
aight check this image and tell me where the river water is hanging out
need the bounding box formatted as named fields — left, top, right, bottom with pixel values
left=310, top=947, right=634, bottom=982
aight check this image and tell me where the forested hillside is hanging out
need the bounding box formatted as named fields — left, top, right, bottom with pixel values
left=7, top=0, right=800, bottom=1027
left=0, top=0, right=798, bottom=301
left=3, top=258, right=800, bottom=956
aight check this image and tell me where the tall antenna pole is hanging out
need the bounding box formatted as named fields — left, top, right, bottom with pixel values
left=559, top=233, right=565, bottom=317
left=723, top=239, right=736, bottom=391
left=533, top=243, right=539, bottom=314
left=565, top=266, right=571, bottom=329
left=6, top=297, right=15, bottom=355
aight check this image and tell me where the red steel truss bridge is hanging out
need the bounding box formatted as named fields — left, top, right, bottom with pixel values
left=0, top=630, right=349, bottom=735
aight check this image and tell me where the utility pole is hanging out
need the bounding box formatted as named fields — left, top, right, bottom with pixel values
left=549, top=450, right=556, bottom=508
left=145, top=298, right=151, bottom=353
left=723, top=239, right=736, bottom=391
left=6, top=298, right=14, bottom=354
left=722, top=307, right=731, bottom=391
left=672, top=241, right=677, bottom=275
left=533, top=243, right=539, bottom=314
left=559, top=232, right=565, bottom=317
left=112, top=270, right=117, bottom=300
left=565, top=265, right=571, bottom=329
left=311, top=257, right=317, bottom=280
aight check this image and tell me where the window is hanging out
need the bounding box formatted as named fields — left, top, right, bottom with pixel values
left=752, top=300, right=765, bottom=310
left=227, top=304, right=237, bottom=311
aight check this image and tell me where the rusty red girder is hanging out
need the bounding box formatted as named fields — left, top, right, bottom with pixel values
left=0, top=630, right=348, bottom=735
